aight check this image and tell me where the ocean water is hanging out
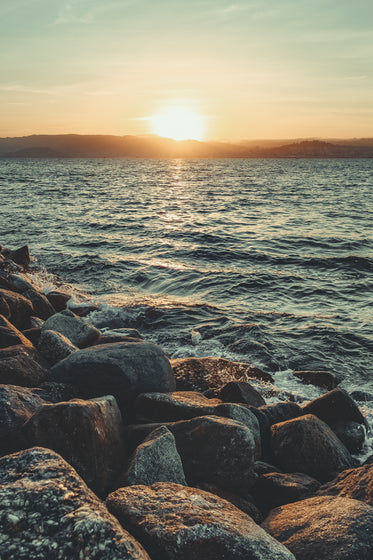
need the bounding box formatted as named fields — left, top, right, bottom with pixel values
left=1, top=158, right=372, bottom=413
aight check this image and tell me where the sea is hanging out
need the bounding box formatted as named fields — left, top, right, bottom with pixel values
left=1, top=157, right=372, bottom=453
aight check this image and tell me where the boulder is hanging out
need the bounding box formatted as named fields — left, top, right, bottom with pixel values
left=22, top=327, right=41, bottom=346
left=41, top=309, right=100, bottom=348
left=7, top=273, right=38, bottom=293
left=2, top=244, right=30, bottom=269
left=259, top=402, right=302, bottom=426
left=106, top=482, right=295, bottom=560
left=331, top=420, right=366, bottom=454
left=45, top=290, right=72, bottom=312
left=252, top=472, right=320, bottom=513
left=219, top=380, right=266, bottom=407
left=35, top=381, right=79, bottom=403
left=102, top=328, right=143, bottom=339
left=293, top=370, right=340, bottom=390
left=134, top=391, right=222, bottom=422
left=23, top=288, right=55, bottom=320
left=350, top=390, right=373, bottom=402
left=0, top=295, right=11, bottom=319
left=123, top=426, right=186, bottom=487
left=317, top=463, right=373, bottom=506
left=38, top=329, right=78, bottom=366
left=29, top=316, right=44, bottom=328
left=270, top=414, right=353, bottom=482
left=0, top=447, right=150, bottom=560
left=196, top=482, right=264, bottom=524
left=301, top=388, right=365, bottom=426
left=19, top=396, right=125, bottom=497
left=126, top=415, right=257, bottom=495
left=254, top=461, right=283, bottom=476
left=171, top=356, right=273, bottom=394
left=262, top=495, right=373, bottom=560
left=0, top=347, right=46, bottom=387
left=0, top=288, right=33, bottom=329
left=0, top=314, right=34, bottom=349
left=47, top=341, right=175, bottom=416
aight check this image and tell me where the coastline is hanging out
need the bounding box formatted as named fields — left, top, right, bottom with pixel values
left=1, top=242, right=373, bottom=558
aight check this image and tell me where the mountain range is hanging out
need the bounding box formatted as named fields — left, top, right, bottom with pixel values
left=0, top=134, right=373, bottom=158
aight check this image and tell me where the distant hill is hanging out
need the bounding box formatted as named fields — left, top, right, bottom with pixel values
left=0, top=134, right=372, bottom=158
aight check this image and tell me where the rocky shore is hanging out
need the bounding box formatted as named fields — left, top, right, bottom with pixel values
left=1, top=243, right=373, bottom=559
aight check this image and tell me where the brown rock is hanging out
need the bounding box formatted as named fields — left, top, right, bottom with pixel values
left=0, top=314, right=34, bottom=349
left=45, top=290, right=72, bottom=312
left=293, top=370, right=340, bottom=390
left=0, top=288, right=34, bottom=328
left=252, top=472, right=320, bottom=513
left=219, top=380, right=266, bottom=407
left=0, top=347, right=46, bottom=387
left=23, top=288, right=55, bottom=320
left=301, top=388, right=365, bottom=426
left=317, top=463, right=373, bottom=506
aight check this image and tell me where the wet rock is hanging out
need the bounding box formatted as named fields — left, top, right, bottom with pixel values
left=3, top=245, right=30, bottom=270
left=252, top=472, right=320, bottom=514
left=270, top=414, right=353, bottom=482
left=219, top=380, right=266, bottom=407
left=262, top=495, right=373, bottom=560
left=254, top=461, right=283, bottom=476
left=38, top=329, right=78, bottom=366
left=364, top=455, right=373, bottom=465
left=0, top=289, right=34, bottom=329
left=301, top=388, right=365, bottom=426
left=259, top=402, right=302, bottom=426
left=71, top=304, right=100, bottom=317
left=126, top=415, right=257, bottom=495
left=0, top=295, right=11, bottom=319
left=102, top=328, right=143, bottom=339
left=7, top=273, right=38, bottom=293
left=196, top=482, right=264, bottom=524
left=45, top=290, right=72, bottom=312
left=0, top=385, right=47, bottom=455
left=0, top=347, right=46, bottom=387
left=97, top=335, right=142, bottom=345
left=293, top=370, right=340, bottom=390
left=134, top=393, right=261, bottom=459
left=29, top=316, right=44, bottom=328
left=23, top=288, right=55, bottom=320
left=331, top=420, right=366, bottom=454
left=123, top=426, right=186, bottom=487
left=171, top=356, right=273, bottom=393
left=47, top=341, right=175, bottom=416
left=41, top=309, right=100, bottom=348
left=0, top=447, right=150, bottom=560
left=350, top=390, right=373, bottom=402
left=317, top=463, right=373, bottom=506
left=22, top=327, right=41, bottom=346
left=0, top=314, right=34, bottom=349
left=106, top=482, right=295, bottom=560
left=35, top=381, right=79, bottom=403
left=19, top=396, right=125, bottom=497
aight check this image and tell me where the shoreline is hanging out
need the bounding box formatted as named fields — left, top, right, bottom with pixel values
left=1, top=242, right=373, bottom=559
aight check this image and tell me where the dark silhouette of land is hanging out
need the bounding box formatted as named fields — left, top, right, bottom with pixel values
left=0, top=134, right=373, bottom=158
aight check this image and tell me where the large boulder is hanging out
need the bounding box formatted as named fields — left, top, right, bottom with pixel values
left=0, top=288, right=33, bottom=328
left=171, top=356, right=273, bottom=393
left=0, top=346, right=46, bottom=387
left=219, top=380, right=266, bottom=407
left=262, top=495, right=373, bottom=560
left=41, top=309, right=100, bottom=348
left=45, top=290, right=72, bottom=311
left=106, top=482, right=295, bottom=560
left=259, top=402, right=302, bottom=426
left=270, top=414, right=353, bottom=482
left=0, top=447, right=150, bottom=559
left=0, top=314, right=34, bottom=349
left=123, top=426, right=186, bottom=487
left=301, top=388, right=365, bottom=426
left=23, top=288, right=55, bottom=320
left=317, top=463, right=373, bottom=506
left=126, top=415, right=257, bottom=495
left=2, top=244, right=30, bottom=269
left=293, top=370, right=340, bottom=390
left=331, top=420, right=366, bottom=454
left=47, top=341, right=175, bottom=416
left=19, top=396, right=125, bottom=497
left=252, top=472, right=320, bottom=514
left=37, top=328, right=78, bottom=366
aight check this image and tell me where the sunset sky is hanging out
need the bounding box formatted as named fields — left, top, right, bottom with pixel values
left=1, top=0, right=372, bottom=140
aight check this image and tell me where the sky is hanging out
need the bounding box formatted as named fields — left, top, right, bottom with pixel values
left=1, top=0, right=372, bottom=140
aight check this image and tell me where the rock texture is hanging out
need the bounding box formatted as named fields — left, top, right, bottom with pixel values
left=0, top=347, right=46, bottom=387
left=263, top=495, right=373, bottom=560
left=270, top=414, right=353, bottom=482
left=252, top=472, right=320, bottom=513
left=0, top=314, right=34, bottom=349
left=123, top=426, right=186, bottom=487
left=0, top=289, right=33, bottom=328
left=219, top=380, right=266, bottom=407
left=301, top=388, right=365, bottom=426
left=37, top=329, right=78, bottom=365
left=41, top=309, right=100, bottom=348
left=19, top=396, right=125, bottom=496
left=47, top=341, right=175, bottom=415
left=317, top=464, right=373, bottom=506
left=106, top=482, right=296, bottom=560
left=0, top=447, right=150, bottom=560
left=293, top=370, right=340, bottom=390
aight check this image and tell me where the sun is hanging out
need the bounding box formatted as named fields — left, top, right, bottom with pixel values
left=150, top=105, right=205, bottom=141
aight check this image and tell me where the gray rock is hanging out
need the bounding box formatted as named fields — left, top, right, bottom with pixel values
left=3, top=245, right=30, bottom=270
left=270, top=414, right=353, bottom=482
left=38, top=329, right=78, bottom=366
left=259, top=402, right=302, bottom=426
left=47, top=341, right=175, bottom=416
left=262, top=495, right=373, bottom=560
left=126, top=415, right=257, bottom=495
left=19, top=396, right=125, bottom=497
left=23, top=288, right=56, bottom=320
left=252, top=472, right=320, bottom=514
left=123, top=426, right=186, bottom=487
left=41, top=309, right=100, bottom=348
left=331, top=420, right=366, bottom=454
left=293, top=370, right=340, bottom=390
left=0, top=314, right=34, bottom=349
left=0, top=347, right=46, bottom=387
left=301, top=388, right=365, bottom=426
left=219, top=380, right=266, bottom=407
left=0, top=288, right=34, bottom=329
left=45, top=290, right=72, bottom=312
left=7, top=273, right=38, bottom=293
left=106, top=482, right=295, bottom=560
left=0, top=447, right=150, bottom=560
left=317, top=463, right=373, bottom=506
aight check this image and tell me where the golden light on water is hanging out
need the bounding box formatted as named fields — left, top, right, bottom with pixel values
left=150, top=105, right=205, bottom=141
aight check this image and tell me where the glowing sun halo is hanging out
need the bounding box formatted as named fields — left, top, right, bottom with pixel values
left=151, top=106, right=205, bottom=141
